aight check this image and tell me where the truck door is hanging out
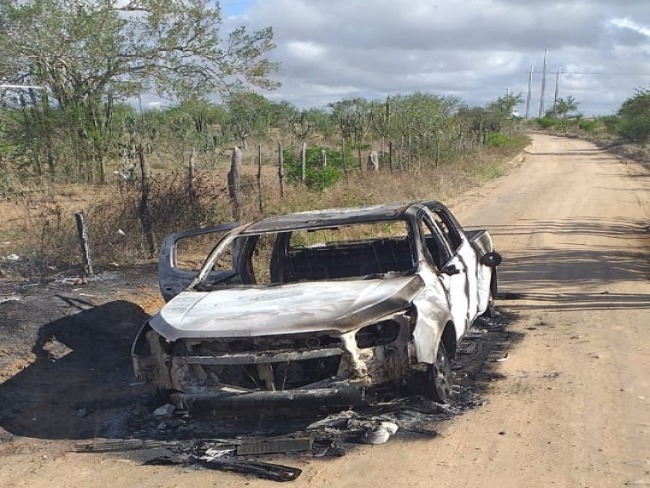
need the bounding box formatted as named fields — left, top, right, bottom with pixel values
left=158, top=223, right=239, bottom=302
left=419, top=212, right=471, bottom=339
left=430, top=208, right=481, bottom=322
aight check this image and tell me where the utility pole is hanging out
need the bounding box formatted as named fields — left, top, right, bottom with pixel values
left=538, top=49, right=548, bottom=118
left=525, top=65, right=534, bottom=119
left=553, top=68, right=563, bottom=115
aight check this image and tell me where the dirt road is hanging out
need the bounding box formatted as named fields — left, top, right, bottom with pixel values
left=1, top=133, right=648, bottom=487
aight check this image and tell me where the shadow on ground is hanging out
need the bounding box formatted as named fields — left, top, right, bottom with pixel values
left=0, top=299, right=152, bottom=440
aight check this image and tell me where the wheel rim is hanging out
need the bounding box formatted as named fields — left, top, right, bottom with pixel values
left=433, top=346, right=452, bottom=400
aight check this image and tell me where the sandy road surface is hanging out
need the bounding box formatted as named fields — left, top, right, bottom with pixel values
left=1, top=133, right=648, bottom=487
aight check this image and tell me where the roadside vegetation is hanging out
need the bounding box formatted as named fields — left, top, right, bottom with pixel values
left=529, top=89, right=650, bottom=165
left=0, top=91, right=529, bottom=277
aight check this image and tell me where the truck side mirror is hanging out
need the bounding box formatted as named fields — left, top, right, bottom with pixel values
left=481, top=251, right=502, bottom=267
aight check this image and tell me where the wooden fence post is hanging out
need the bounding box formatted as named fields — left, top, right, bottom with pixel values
left=75, top=211, right=93, bottom=277
left=367, top=150, right=379, bottom=172
left=188, top=147, right=197, bottom=205
left=228, top=146, right=242, bottom=220
left=300, top=142, right=307, bottom=183
left=257, top=144, right=263, bottom=214
left=277, top=143, right=285, bottom=199
left=137, top=144, right=155, bottom=258
left=341, top=138, right=345, bottom=171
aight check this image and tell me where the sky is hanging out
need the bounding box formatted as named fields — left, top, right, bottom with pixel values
left=218, top=0, right=650, bottom=116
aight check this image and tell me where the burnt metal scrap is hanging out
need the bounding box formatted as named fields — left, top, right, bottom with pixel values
left=133, top=201, right=503, bottom=411
left=144, top=455, right=303, bottom=483
left=73, top=395, right=457, bottom=482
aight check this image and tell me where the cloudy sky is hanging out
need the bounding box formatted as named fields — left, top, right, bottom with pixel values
left=219, top=0, right=650, bottom=116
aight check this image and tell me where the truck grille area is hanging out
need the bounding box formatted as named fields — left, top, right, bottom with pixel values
left=179, top=333, right=342, bottom=354
left=202, top=356, right=342, bottom=390
left=172, top=333, right=344, bottom=391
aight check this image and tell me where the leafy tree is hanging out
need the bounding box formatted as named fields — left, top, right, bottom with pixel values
left=616, top=89, right=650, bottom=145
left=266, top=100, right=299, bottom=133
left=487, top=94, right=523, bottom=117
left=133, top=99, right=228, bottom=162
left=390, top=93, right=461, bottom=168
left=0, top=0, right=278, bottom=180
left=223, top=91, right=273, bottom=149
left=369, top=97, right=393, bottom=141
left=456, top=94, right=522, bottom=148
left=329, top=98, right=371, bottom=168
left=553, top=96, right=581, bottom=119
left=303, top=107, right=336, bottom=143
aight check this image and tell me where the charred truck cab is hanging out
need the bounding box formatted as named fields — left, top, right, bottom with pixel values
left=132, top=201, right=501, bottom=410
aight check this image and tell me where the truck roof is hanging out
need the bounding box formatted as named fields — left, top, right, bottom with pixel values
left=241, top=201, right=445, bottom=234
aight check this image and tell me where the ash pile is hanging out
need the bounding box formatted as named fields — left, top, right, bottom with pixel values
left=74, top=391, right=481, bottom=482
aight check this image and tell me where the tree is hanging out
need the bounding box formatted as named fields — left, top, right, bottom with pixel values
left=457, top=93, right=524, bottom=146
left=553, top=96, right=580, bottom=119
left=224, top=91, right=273, bottom=149
left=303, top=107, right=336, bottom=143
left=617, top=89, right=650, bottom=145
left=266, top=100, right=299, bottom=133
left=0, top=0, right=278, bottom=180
left=329, top=98, right=371, bottom=169
left=390, top=93, right=461, bottom=169
left=487, top=93, right=523, bottom=118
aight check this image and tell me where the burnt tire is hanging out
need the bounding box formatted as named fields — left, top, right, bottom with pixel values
left=482, top=269, right=498, bottom=318
left=423, top=342, right=453, bottom=403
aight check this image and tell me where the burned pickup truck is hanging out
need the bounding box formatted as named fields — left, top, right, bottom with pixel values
left=132, top=201, right=501, bottom=410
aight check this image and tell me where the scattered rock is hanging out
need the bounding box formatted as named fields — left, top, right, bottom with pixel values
left=153, top=403, right=176, bottom=418
left=361, top=421, right=399, bottom=445
left=543, top=372, right=561, bottom=379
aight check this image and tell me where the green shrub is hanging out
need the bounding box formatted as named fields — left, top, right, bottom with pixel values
left=599, top=116, right=619, bottom=134
left=577, top=119, right=598, bottom=131
left=284, top=146, right=353, bottom=190
left=536, top=117, right=558, bottom=129
left=616, top=89, right=650, bottom=144
left=484, top=133, right=527, bottom=148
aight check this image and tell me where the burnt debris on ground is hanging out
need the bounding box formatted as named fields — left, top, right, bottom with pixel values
left=71, top=312, right=519, bottom=482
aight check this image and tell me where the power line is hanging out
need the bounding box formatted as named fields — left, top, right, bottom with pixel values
left=529, top=70, right=650, bottom=77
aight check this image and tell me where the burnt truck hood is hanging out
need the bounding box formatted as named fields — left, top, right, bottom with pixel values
left=149, top=275, right=425, bottom=341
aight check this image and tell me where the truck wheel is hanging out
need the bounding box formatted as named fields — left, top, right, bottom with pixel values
left=423, top=343, right=452, bottom=403
left=482, top=269, right=498, bottom=318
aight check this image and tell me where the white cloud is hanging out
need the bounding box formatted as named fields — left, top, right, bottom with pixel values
left=609, top=18, right=650, bottom=37
left=286, top=41, right=327, bottom=61
left=233, top=0, right=650, bottom=115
